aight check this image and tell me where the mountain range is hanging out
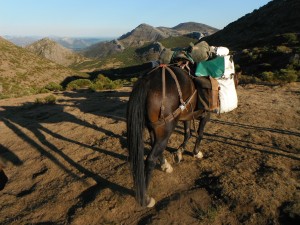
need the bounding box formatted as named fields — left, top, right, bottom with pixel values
left=3, top=35, right=113, bottom=51
left=82, top=22, right=218, bottom=59
left=1, top=0, right=299, bottom=99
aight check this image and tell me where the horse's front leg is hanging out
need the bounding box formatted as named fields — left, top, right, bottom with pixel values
left=174, top=121, right=191, bottom=163
left=193, top=112, right=210, bottom=159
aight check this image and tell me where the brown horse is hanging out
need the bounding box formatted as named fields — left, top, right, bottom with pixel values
left=127, top=64, right=238, bottom=207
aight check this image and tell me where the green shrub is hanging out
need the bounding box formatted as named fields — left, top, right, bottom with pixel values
left=261, top=71, right=275, bottom=81
left=253, top=47, right=260, bottom=54
left=130, top=77, right=138, bottom=83
left=90, top=75, right=123, bottom=91
left=44, top=82, right=63, bottom=91
left=35, top=95, right=57, bottom=104
left=282, top=33, right=298, bottom=44
left=39, top=88, right=51, bottom=94
left=95, top=74, right=111, bottom=83
left=66, top=79, right=92, bottom=90
left=242, top=49, right=249, bottom=54
left=276, top=45, right=292, bottom=53
left=104, top=82, right=121, bottom=89
left=277, top=69, right=298, bottom=82
left=90, top=81, right=104, bottom=91
left=238, top=75, right=262, bottom=84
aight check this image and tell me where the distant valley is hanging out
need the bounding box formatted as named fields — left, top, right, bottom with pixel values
left=3, top=35, right=114, bottom=51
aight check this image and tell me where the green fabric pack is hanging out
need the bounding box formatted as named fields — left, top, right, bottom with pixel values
left=195, top=56, right=225, bottom=78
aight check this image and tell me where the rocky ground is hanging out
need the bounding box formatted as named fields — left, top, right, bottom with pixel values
left=0, top=83, right=299, bottom=225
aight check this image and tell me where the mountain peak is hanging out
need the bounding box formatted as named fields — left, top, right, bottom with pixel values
left=26, top=38, right=86, bottom=66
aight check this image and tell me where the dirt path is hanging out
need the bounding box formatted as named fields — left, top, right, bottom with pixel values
left=0, top=83, right=299, bottom=225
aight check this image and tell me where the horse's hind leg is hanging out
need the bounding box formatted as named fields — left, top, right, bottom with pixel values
left=193, top=112, right=210, bottom=158
left=144, top=122, right=176, bottom=207
left=159, top=154, right=173, bottom=173
left=148, top=128, right=173, bottom=173
left=174, top=121, right=192, bottom=163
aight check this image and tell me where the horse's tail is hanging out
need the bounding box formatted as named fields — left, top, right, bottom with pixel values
left=127, top=75, right=151, bottom=206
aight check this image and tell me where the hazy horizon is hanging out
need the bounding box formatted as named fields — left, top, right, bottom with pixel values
left=0, top=0, right=271, bottom=37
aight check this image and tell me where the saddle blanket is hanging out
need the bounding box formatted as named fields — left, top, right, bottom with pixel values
left=195, top=55, right=235, bottom=79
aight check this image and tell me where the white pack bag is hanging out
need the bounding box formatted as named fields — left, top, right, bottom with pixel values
left=217, top=77, right=238, bottom=113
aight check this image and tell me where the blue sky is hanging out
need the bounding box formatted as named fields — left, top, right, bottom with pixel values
left=0, top=0, right=271, bottom=38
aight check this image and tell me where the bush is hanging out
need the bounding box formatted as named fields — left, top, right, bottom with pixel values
left=276, top=45, right=292, bottom=54
left=238, top=74, right=261, bottom=84
left=282, top=33, right=298, bottom=44
left=35, top=95, right=57, bottom=104
left=242, top=49, right=249, bottom=54
left=66, top=79, right=92, bottom=90
left=39, top=88, right=51, bottom=94
left=95, top=74, right=111, bottom=83
left=44, top=82, right=63, bottom=91
left=261, top=71, right=275, bottom=81
left=277, top=69, right=298, bottom=82
left=90, top=81, right=104, bottom=91
left=130, top=77, right=138, bottom=83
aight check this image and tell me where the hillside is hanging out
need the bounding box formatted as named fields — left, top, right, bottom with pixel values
left=0, top=37, right=86, bottom=99
left=82, top=22, right=218, bottom=59
left=204, top=0, right=300, bottom=49
left=81, top=39, right=125, bottom=59
left=202, top=0, right=300, bottom=82
left=26, top=38, right=89, bottom=67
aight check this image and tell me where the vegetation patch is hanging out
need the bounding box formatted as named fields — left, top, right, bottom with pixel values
left=66, top=79, right=93, bottom=90
left=44, top=82, right=63, bottom=91
left=35, top=95, right=57, bottom=104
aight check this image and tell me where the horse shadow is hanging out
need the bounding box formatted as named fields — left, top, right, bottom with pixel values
left=0, top=89, right=134, bottom=211
left=0, top=143, right=23, bottom=166
left=0, top=144, right=23, bottom=190
left=168, top=118, right=300, bottom=161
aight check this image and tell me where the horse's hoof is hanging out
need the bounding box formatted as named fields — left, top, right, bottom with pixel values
left=173, top=152, right=183, bottom=163
left=162, top=164, right=173, bottom=173
left=194, top=152, right=204, bottom=159
left=161, top=160, right=173, bottom=173
left=146, top=197, right=156, bottom=208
